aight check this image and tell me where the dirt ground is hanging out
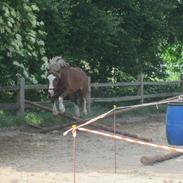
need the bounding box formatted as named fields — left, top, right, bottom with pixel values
left=0, top=113, right=183, bottom=183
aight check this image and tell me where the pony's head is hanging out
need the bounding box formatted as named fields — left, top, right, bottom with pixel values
left=47, top=73, right=59, bottom=98
left=47, top=56, right=69, bottom=98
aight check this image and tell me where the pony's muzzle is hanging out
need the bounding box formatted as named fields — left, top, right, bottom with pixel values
left=48, top=89, right=54, bottom=98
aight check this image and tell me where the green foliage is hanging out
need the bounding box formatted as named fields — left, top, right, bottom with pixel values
left=160, top=1, right=183, bottom=80
left=0, top=0, right=182, bottom=104
left=32, top=0, right=183, bottom=82
left=0, top=0, right=48, bottom=85
left=0, top=110, right=23, bottom=127
left=1, top=0, right=182, bottom=84
left=32, top=0, right=72, bottom=58
left=161, top=43, right=183, bottom=80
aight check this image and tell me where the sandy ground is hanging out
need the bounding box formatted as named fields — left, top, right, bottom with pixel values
left=0, top=113, right=183, bottom=183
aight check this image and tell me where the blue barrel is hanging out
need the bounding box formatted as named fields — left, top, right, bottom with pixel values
left=166, top=102, right=183, bottom=145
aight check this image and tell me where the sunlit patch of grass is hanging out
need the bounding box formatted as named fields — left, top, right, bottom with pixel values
left=25, top=112, right=43, bottom=126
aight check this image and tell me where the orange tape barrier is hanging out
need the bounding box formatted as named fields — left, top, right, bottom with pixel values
left=78, top=127, right=183, bottom=153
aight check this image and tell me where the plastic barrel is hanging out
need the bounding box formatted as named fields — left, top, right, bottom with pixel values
left=166, top=102, right=183, bottom=145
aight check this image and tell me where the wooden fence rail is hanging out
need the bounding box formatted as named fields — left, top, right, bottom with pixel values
left=0, top=73, right=183, bottom=116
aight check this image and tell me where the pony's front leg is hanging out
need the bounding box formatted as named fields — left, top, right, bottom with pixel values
left=52, top=100, right=59, bottom=116
left=59, top=96, right=65, bottom=114
left=73, top=103, right=80, bottom=117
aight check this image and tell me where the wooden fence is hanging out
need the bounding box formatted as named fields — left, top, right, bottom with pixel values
left=0, top=74, right=183, bottom=116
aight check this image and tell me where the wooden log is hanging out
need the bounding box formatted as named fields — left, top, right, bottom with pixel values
left=39, top=121, right=152, bottom=142
left=92, top=123, right=152, bottom=142
left=26, top=100, right=152, bottom=142
left=27, top=123, right=43, bottom=130
left=40, top=121, right=152, bottom=142
left=25, top=100, right=155, bottom=143
left=25, top=100, right=87, bottom=133
left=25, top=100, right=81, bottom=121
left=140, top=152, right=183, bottom=166
left=39, top=121, right=85, bottom=133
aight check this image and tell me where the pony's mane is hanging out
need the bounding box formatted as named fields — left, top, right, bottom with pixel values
left=48, top=56, right=69, bottom=72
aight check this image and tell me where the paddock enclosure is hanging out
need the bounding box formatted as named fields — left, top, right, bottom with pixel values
left=0, top=113, right=183, bottom=183
left=1, top=77, right=183, bottom=183
left=0, top=97, right=183, bottom=183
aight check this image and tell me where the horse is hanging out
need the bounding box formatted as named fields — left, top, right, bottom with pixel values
left=47, top=56, right=89, bottom=117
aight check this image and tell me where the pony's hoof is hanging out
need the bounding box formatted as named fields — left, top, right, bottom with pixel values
left=59, top=107, right=65, bottom=114
left=53, top=111, right=59, bottom=116
left=60, top=111, right=65, bottom=114
left=74, top=115, right=81, bottom=118
left=83, top=110, right=88, bottom=116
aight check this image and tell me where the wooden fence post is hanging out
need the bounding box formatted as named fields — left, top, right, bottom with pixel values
left=138, top=73, right=144, bottom=104
left=180, top=74, right=183, bottom=93
left=17, top=77, right=25, bottom=117
left=87, top=76, right=91, bottom=113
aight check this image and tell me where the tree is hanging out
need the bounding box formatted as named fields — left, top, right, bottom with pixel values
left=2, top=0, right=181, bottom=84
left=161, top=1, right=183, bottom=80
left=0, top=0, right=47, bottom=85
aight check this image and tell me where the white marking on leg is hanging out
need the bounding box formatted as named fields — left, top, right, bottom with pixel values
left=59, top=96, right=65, bottom=113
left=83, top=98, right=88, bottom=115
left=47, top=74, right=56, bottom=97
left=53, top=101, right=58, bottom=115
left=74, top=103, right=80, bottom=117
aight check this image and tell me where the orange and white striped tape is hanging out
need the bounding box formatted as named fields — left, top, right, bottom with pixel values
left=78, top=127, right=183, bottom=153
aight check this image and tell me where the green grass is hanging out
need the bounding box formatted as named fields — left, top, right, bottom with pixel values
left=0, top=110, right=23, bottom=127
left=0, top=102, right=167, bottom=128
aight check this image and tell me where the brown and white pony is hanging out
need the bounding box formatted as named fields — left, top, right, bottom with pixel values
left=47, top=56, right=89, bottom=117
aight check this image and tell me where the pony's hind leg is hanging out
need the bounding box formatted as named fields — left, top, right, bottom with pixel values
left=83, top=97, right=88, bottom=115
left=59, top=96, right=65, bottom=113
left=70, top=92, right=80, bottom=117
left=79, top=89, right=88, bottom=116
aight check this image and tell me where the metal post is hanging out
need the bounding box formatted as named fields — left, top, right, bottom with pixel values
left=113, top=105, right=117, bottom=174
left=72, top=125, right=77, bottom=183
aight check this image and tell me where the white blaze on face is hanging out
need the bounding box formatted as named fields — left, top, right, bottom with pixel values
left=47, top=74, right=56, bottom=97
